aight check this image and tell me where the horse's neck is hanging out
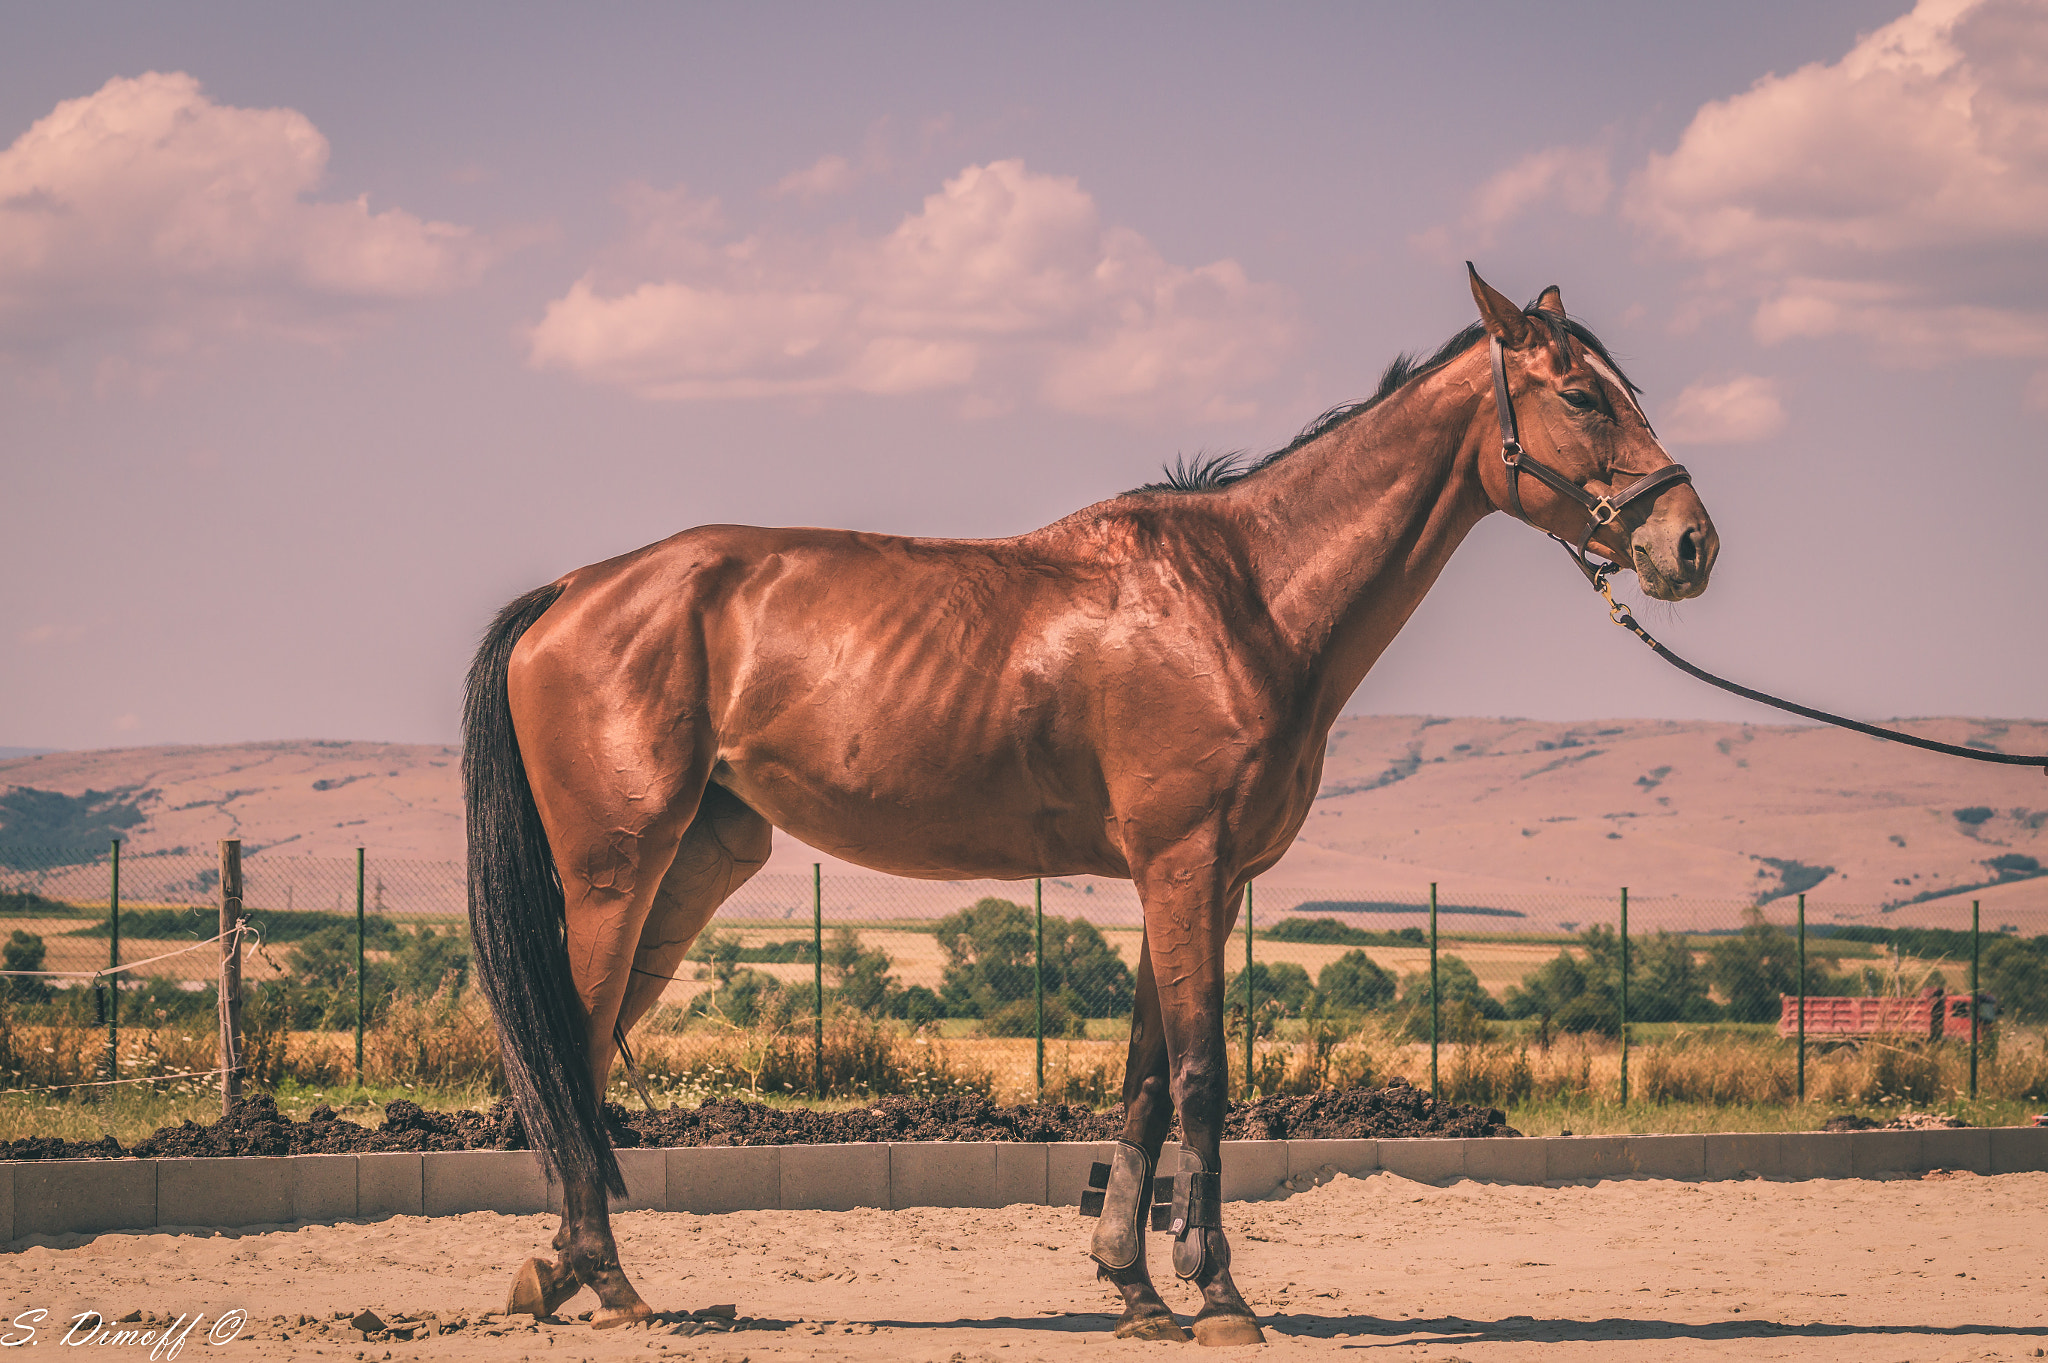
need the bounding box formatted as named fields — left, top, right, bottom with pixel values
left=1234, top=362, right=1493, bottom=725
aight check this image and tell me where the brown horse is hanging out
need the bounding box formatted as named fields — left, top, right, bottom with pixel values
left=462, top=266, right=1717, bottom=1343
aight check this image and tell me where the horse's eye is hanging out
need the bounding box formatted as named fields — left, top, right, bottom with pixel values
left=1560, top=389, right=1597, bottom=411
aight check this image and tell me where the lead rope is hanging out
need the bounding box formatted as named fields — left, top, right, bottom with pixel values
left=613, top=1022, right=659, bottom=1112
left=1588, top=565, right=2048, bottom=773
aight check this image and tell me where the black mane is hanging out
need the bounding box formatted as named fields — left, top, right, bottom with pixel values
left=1130, top=305, right=1641, bottom=495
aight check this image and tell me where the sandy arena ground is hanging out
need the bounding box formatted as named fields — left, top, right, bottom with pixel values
left=7, top=1171, right=2048, bottom=1362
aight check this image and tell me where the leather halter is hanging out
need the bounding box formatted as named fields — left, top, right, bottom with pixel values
left=1490, top=333, right=1692, bottom=586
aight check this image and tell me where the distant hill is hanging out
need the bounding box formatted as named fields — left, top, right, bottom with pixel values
left=2, top=719, right=2043, bottom=927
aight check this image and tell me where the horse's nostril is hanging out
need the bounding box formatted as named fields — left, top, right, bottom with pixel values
left=1678, top=527, right=1702, bottom=574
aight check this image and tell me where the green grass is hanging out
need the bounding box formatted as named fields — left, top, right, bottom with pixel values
left=9, top=1075, right=2043, bottom=1150
left=1504, top=1096, right=2044, bottom=1136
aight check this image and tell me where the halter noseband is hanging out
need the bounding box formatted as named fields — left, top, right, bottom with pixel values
left=1490, top=333, right=1692, bottom=586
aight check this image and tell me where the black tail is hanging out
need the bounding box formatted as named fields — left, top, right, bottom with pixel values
left=463, top=583, right=623, bottom=1195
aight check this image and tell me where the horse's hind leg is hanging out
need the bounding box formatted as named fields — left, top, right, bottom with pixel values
left=614, top=786, right=773, bottom=1039
left=514, top=787, right=771, bottom=1328
left=506, top=743, right=709, bottom=1328
left=1091, top=937, right=1188, bottom=1341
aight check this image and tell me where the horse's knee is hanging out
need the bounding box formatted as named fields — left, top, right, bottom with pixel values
left=1173, top=1057, right=1228, bottom=1120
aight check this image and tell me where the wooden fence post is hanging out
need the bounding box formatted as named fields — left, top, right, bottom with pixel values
left=219, top=839, right=244, bottom=1114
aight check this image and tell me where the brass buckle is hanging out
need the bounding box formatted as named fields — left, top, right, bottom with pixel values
left=1595, top=572, right=1630, bottom=625
left=1590, top=497, right=1619, bottom=526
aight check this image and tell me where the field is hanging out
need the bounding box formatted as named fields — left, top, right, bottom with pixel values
left=10, top=1171, right=2047, bottom=1361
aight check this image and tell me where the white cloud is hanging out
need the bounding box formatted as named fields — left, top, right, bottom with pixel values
left=1628, top=0, right=2048, bottom=359
left=527, top=159, right=1296, bottom=421
left=1661, top=374, right=1787, bottom=445
left=0, top=72, right=490, bottom=353
left=772, top=154, right=859, bottom=201
left=1468, top=144, right=1612, bottom=243
left=1411, top=142, right=1610, bottom=257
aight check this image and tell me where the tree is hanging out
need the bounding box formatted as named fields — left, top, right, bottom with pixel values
left=1044, top=917, right=1135, bottom=1017
left=935, top=899, right=1035, bottom=1018
left=2, top=930, right=52, bottom=1004
left=393, top=926, right=470, bottom=998
left=1981, top=937, right=2048, bottom=1022
left=690, top=967, right=790, bottom=1028
left=1316, top=949, right=1397, bottom=1012
left=823, top=928, right=899, bottom=1015
left=286, top=925, right=396, bottom=1029
left=934, top=898, right=1134, bottom=1019
left=1224, top=961, right=1314, bottom=1018
left=1392, top=953, right=1507, bottom=1019
left=1631, top=930, right=1718, bottom=1023
left=1708, top=908, right=1801, bottom=1022
left=1503, top=950, right=1587, bottom=1026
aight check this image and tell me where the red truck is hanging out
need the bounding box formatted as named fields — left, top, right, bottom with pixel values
left=1778, top=989, right=1996, bottom=1044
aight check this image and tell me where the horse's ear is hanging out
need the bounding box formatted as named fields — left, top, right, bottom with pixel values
left=1535, top=284, right=1564, bottom=315
left=1468, top=263, right=1535, bottom=348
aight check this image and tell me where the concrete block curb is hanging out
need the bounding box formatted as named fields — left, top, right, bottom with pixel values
left=292, top=1153, right=358, bottom=1223
left=357, top=1151, right=422, bottom=1220
left=1703, top=1131, right=1779, bottom=1181
left=1464, top=1137, right=1545, bottom=1184
left=1047, top=1141, right=1117, bottom=1208
left=1919, top=1127, right=1992, bottom=1174
left=1779, top=1132, right=1853, bottom=1180
left=425, top=1150, right=546, bottom=1216
left=779, top=1143, right=888, bottom=1212
left=1989, top=1126, right=2048, bottom=1174
left=1845, top=1130, right=1920, bottom=1177
left=159, top=1157, right=292, bottom=1228
left=1622, top=1134, right=1706, bottom=1180
left=1221, top=1140, right=1288, bottom=1202
left=995, top=1143, right=1048, bottom=1206
left=9, top=1126, right=2048, bottom=1240
left=1286, top=1139, right=1376, bottom=1183
left=891, top=1143, right=999, bottom=1210
left=669, top=1145, right=777, bottom=1215
left=12, top=1158, right=156, bottom=1236
left=1378, top=1137, right=1463, bottom=1183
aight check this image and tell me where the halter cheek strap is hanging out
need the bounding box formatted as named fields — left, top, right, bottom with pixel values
left=1490, top=336, right=1693, bottom=586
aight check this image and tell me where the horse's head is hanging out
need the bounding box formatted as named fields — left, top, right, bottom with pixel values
left=1467, top=266, right=1717, bottom=602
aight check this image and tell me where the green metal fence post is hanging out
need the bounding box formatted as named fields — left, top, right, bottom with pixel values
left=1243, top=881, right=1254, bottom=1098
left=106, top=838, right=121, bottom=1081
left=1619, top=886, right=1629, bottom=1108
left=1969, top=899, right=1980, bottom=1102
left=813, top=863, right=824, bottom=1098
left=1034, top=878, right=1045, bottom=1101
left=1429, top=882, right=1439, bottom=1103
left=1796, top=892, right=1806, bottom=1105
left=355, top=848, right=366, bottom=1082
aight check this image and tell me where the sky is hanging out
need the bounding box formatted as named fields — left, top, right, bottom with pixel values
left=3, top=0, right=2045, bottom=752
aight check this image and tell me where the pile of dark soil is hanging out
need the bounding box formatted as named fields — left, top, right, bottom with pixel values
left=1226, top=1077, right=1518, bottom=1140
left=0, top=1078, right=1515, bottom=1162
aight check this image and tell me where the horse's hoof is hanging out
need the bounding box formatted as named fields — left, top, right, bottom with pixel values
left=590, top=1303, right=655, bottom=1331
left=1191, top=1312, right=1264, bottom=1346
left=507, top=1257, right=580, bottom=1318
left=1115, top=1312, right=1190, bottom=1342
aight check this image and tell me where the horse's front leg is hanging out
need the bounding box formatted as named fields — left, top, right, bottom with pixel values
left=1139, top=868, right=1264, bottom=1347
left=1091, top=940, right=1187, bottom=1340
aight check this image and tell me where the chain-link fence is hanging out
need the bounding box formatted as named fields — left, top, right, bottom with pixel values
left=3, top=840, right=2044, bottom=1114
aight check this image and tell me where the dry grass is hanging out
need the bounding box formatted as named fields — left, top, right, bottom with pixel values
left=7, top=985, right=2045, bottom=1148
left=613, top=1009, right=992, bottom=1106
